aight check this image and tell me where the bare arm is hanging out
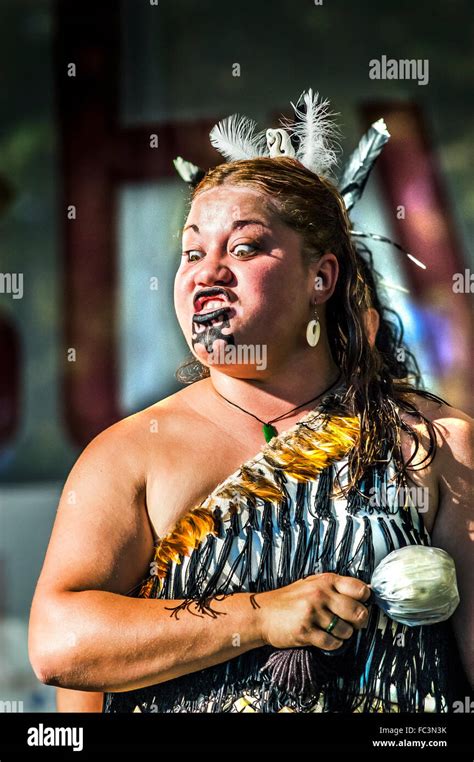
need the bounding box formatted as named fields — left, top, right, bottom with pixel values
left=28, top=418, right=264, bottom=693
left=29, top=414, right=370, bottom=693
left=37, top=590, right=264, bottom=693
left=56, top=687, right=104, bottom=712
left=430, top=406, right=474, bottom=687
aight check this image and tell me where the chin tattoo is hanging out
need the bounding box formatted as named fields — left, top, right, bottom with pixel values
left=191, top=308, right=235, bottom=355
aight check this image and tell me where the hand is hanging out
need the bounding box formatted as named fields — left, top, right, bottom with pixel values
left=256, top=573, right=371, bottom=651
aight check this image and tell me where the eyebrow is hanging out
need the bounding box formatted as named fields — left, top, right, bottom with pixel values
left=182, top=219, right=271, bottom=234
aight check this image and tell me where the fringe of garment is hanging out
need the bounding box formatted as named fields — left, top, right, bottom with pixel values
left=103, top=407, right=454, bottom=714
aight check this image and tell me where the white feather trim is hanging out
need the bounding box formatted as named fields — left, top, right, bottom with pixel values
left=281, top=88, right=341, bottom=176
left=209, top=114, right=268, bottom=162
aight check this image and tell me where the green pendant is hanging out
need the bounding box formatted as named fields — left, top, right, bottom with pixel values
left=263, top=423, right=278, bottom=443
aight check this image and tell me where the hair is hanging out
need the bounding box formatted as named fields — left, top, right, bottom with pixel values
left=175, top=156, right=448, bottom=491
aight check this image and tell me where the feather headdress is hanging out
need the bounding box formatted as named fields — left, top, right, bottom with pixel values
left=175, top=88, right=350, bottom=184
left=173, top=87, right=426, bottom=273
left=207, top=89, right=341, bottom=177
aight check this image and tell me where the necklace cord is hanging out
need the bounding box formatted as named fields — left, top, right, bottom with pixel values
left=212, top=372, right=342, bottom=426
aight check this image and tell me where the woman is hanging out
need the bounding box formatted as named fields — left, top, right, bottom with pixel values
left=51, top=243, right=422, bottom=714
left=30, top=154, right=472, bottom=714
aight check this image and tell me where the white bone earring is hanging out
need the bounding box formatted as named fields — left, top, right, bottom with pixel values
left=306, top=304, right=321, bottom=347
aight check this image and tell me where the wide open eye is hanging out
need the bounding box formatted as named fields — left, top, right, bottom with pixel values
left=231, top=243, right=260, bottom=257
left=182, top=250, right=204, bottom=262
left=181, top=241, right=260, bottom=263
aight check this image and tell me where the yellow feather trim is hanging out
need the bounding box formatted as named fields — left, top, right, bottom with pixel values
left=263, top=416, right=360, bottom=481
left=142, top=414, right=360, bottom=594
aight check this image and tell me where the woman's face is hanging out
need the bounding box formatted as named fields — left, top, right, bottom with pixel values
left=174, top=184, right=317, bottom=377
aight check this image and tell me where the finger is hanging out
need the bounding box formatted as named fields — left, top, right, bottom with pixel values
left=332, top=575, right=371, bottom=602
left=308, top=628, right=346, bottom=651
left=326, top=592, right=370, bottom=630
left=315, top=608, right=354, bottom=640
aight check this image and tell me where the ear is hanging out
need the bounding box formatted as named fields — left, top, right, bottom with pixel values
left=309, top=252, right=339, bottom=304
left=363, top=307, right=380, bottom=348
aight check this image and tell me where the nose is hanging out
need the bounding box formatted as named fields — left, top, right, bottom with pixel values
left=194, top=251, right=233, bottom=289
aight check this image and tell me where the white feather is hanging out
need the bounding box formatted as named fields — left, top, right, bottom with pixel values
left=281, top=88, right=341, bottom=176
left=209, top=114, right=268, bottom=162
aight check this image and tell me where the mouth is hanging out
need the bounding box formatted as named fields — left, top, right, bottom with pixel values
left=192, top=289, right=236, bottom=324
left=193, top=294, right=231, bottom=313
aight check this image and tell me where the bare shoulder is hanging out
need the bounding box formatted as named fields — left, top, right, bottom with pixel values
left=401, top=392, right=473, bottom=466
left=86, top=379, right=210, bottom=469
left=30, top=381, right=213, bottom=602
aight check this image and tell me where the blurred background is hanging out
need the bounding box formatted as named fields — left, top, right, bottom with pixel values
left=0, top=0, right=472, bottom=711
